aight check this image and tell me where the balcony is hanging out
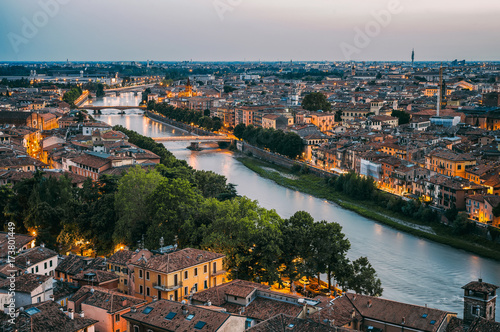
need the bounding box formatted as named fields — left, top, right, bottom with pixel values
left=153, top=282, right=182, bottom=292
left=212, top=269, right=227, bottom=277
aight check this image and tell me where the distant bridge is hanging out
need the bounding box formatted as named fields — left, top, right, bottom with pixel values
left=79, top=105, right=146, bottom=111
left=105, top=83, right=156, bottom=93
left=152, top=136, right=232, bottom=142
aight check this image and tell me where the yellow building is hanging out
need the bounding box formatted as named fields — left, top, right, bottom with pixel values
left=130, top=248, right=226, bottom=303
left=425, top=149, right=476, bottom=178
left=309, top=112, right=336, bottom=132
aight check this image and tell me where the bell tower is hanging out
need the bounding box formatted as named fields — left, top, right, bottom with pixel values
left=462, top=279, right=498, bottom=324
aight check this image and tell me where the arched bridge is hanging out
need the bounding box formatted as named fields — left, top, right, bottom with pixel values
left=79, top=105, right=146, bottom=111
left=152, top=136, right=232, bottom=142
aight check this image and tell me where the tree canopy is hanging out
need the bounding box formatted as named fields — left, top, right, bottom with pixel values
left=302, top=92, right=331, bottom=112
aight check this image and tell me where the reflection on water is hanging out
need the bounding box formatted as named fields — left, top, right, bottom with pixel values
left=96, top=110, right=500, bottom=319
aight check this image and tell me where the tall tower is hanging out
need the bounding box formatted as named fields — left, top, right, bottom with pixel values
left=437, top=66, right=443, bottom=117
left=411, top=49, right=415, bottom=67
left=462, top=279, right=498, bottom=324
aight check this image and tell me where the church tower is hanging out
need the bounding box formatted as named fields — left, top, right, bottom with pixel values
left=462, top=279, right=498, bottom=324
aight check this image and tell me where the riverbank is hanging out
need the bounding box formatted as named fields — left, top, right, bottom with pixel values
left=237, top=156, right=500, bottom=262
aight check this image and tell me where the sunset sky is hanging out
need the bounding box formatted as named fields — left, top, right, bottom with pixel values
left=1, top=0, right=499, bottom=61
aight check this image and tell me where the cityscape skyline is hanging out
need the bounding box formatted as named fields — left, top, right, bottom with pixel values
left=1, top=0, right=499, bottom=62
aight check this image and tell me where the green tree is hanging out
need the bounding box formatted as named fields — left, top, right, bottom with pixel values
left=391, top=110, right=411, bottom=125
left=306, top=221, right=351, bottom=291
left=302, top=92, right=331, bottom=112
left=113, top=166, right=163, bottom=246
left=96, top=83, right=105, bottom=98
left=147, top=177, right=203, bottom=248
left=224, top=85, right=237, bottom=94
left=279, top=211, right=315, bottom=286
left=347, top=257, right=383, bottom=296
left=233, top=123, right=246, bottom=139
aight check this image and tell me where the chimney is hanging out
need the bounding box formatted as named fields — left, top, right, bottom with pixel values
left=40, top=243, right=45, bottom=248
left=367, top=300, right=372, bottom=308
left=402, top=317, right=406, bottom=325
left=130, top=306, right=137, bottom=313
left=152, top=296, right=158, bottom=302
left=68, top=308, right=74, bottom=320
left=479, top=278, right=483, bottom=283
left=50, top=295, right=55, bottom=301
left=80, top=311, right=84, bottom=318
left=182, top=305, right=188, bottom=316
left=26, top=260, right=31, bottom=266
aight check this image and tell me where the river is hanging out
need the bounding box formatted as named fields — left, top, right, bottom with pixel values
left=89, top=93, right=500, bottom=318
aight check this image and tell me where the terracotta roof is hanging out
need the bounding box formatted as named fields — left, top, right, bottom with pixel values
left=0, top=300, right=98, bottom=332
left=345, top=293, right=454, bottom=332
left=248, top=313, right=339, bottom=332
left=462, top=280, right=499, bottom=293
left=71, top=286, right=146, bottom=313
left=192, top=280, right=269, bottom=306
left=56, top=255, right=105, bottom=276
left=0, top=232, right=33, bottom=258
left=223, top=296, right=303, bottom=321
left=107, top=249, right=136, bottom=266
left=72, top=269, right=119, bottom=285
left=131, top=248, right=224, bottom=274
left=15, top=246, right=58, bottom=268
left=0, top=273, right=51, bottom=293
left=70, top=153, right=110, bottom=169
left=122, top=299, right=231, bottom=331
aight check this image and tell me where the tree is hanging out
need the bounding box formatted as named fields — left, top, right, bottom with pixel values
left=306, top=221, right=351, bottom=291
left=302, top=92, right=331, bottom=112
left=279, top=211, right=315, bottom=285
left=347, top=257, right=383, bottom=296
left=233, top=123, right=246, bottom=139
left=113, top=166, right=163, bottom=246
left=96, top=83, right=105, bottom=98
left=224, top=85, right=237, bottom=94
left=391, top=110, right=411, bottom=125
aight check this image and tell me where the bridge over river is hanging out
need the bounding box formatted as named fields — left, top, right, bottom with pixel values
left=79, top=105, right=146, bottom=111
left=152, top=135, right=232, bottom=142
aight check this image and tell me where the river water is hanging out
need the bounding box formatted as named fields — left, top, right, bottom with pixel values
left=90, top=93, right=500, bottom=318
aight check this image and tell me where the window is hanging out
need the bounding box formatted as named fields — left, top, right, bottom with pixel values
left=37, top=296, right=41, bottom=303
left=184, top=271, right=188, bottom=279
left=124, top=279, right=127, bottom=285
left=146, top=287, right=150, bottom=296
left=134, top=326, right=139, bottom=332
left=186, top=314, right=195, bottom=321
left=31, top=268, right=34, bottom=274
left=142, top=307, right=153, bottom=314
left=213, top=262, right=217, bottom=273
left=139, top=270, right=143, bottom=279
left=165, top=312, right=177, bottom=320
left=194, top=283, right=198, bottom=292
left=115, top=314, right=120, bottom=322
left=139, top=285, right=143, bottom=294
left=195, top=321, right=207, bottom=330
left=44, top=262, right=47, bottom=269
left=49, top=260, right=52, bottom=267
left=472, top=306, right=480, bottom=316
left=204, top=280, right=208, bottom=289
left=184, top=286, right=188, bottom=296
left=36, top=266, right=39, bottom=273
left=146, top=271, right=150, bottom=280
left=116, top=266, right=121, bottom=273
left=194, top=268, right=198, bottom=276
left=204, top=265, right=207, bottom=273
left=213, top=278, right=216, bottom=287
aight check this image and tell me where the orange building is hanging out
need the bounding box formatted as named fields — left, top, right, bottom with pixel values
left=130, top=248, right=226, bottom=303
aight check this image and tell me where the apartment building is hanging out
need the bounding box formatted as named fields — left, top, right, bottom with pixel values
left=130, top=248, right=226, bottom=303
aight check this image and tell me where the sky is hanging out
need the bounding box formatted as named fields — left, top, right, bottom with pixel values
left=1, top=0, right=499, bottom=62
